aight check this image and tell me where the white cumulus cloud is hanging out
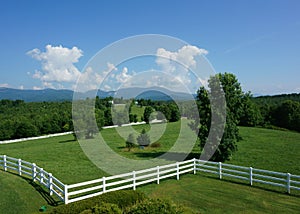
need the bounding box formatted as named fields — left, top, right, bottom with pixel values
left=155, top=45, right=208, bottom=91
left=27, top=45, right=83, bottom=88
left=75, top=63, right=118, bottom=92
left=156, top=45, right=208, bottom=72
left=115, top=67, right=132, bottom=84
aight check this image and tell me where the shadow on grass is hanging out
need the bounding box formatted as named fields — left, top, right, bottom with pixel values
left=25, top=177, right=60, bottom=206
left=196, top=172, right=300, bottom=198
left=4, top=171, right=62, bottom=207
left=133, top=151, right=201, bottom=161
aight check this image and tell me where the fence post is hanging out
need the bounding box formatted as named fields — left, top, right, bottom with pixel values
left=157, top=166, right=160, bottom=184
left=218, top=162, right=222, bottom=179
left=49, top=173, right=53, bottom=196
left=286, top=173, right=291, bottom=194
left=249, top=167, right=253, bottom=186
left=103, top=177, right=106, bottom=193
left=18, top=159, right=22, bottom=176
left=64, top=184, right=68, bottom=204
left=176, top=162, right=180, bottom=180
left=40, top=168, right=44, bottom=184
left=133, top=171, right=136, bottom=191
left=193, top=158, right=196, bottom=175
left=32, top=163, right=36, bottom=181
left=3, top=155, right=7, bottom=171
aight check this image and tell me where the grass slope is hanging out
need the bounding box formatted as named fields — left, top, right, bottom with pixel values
left=130, top=105, right=145, bottom=122
left=141, top=174, right=300, bottom=213
left=0, top=135, right=106, bottom=184
left=0, top=171, right=49, bottom=214
left=228, top=127, right=300, bottom=174
left=0, top=125, right=300, bottom=213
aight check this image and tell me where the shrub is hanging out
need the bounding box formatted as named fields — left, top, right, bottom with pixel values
left=50, top=190, right=146, bottom=214
left=126, top=133, right=136, bottom=151
left=80, top=202, right=122, bottom=214
left=137, top=129, right=150, bottom=146
left=126, top=198, right=184, bottom=214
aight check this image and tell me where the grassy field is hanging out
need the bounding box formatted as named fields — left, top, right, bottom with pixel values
left=0, top=171, right=49, bottom=214
left=141, top=174, right=300, bottom=213
left=1, top=124, right=300, bottom=213
left=112, top=104, right=145, bottom=122
left=130, top=105, right=145, bottom=121
left=0, top=134, right=106, bottom=184
left=228, top=126, right=300, bottom=174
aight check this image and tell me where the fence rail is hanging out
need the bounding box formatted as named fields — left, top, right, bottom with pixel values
left=0, top=155, right=65, bottom=202
left=0, top=155, right=299, bottom=205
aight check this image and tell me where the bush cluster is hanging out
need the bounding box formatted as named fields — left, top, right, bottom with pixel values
left=50, top=190, right=145, bottom=214
left=49, top=190, right=189, bottom=214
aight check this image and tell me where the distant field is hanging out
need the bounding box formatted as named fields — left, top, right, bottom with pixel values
left=228, top=126, right=300, bottom=175
left=1, top=124, right=300, bottom=213
left=130, top=105, right=145, bottom=121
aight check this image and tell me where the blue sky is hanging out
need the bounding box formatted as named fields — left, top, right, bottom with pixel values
left=0, top=0, right=299, bottom=95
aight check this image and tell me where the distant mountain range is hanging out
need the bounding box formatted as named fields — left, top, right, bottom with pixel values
left=0, top=87, right=196, bottom=102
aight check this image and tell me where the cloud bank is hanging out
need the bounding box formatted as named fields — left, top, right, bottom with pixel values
left=27, top=44, right=209, bottom=92
left=27, top=45, right=83, bottom=88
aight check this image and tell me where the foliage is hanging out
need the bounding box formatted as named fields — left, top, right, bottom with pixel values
left=126, top=198, right=184, bottom=214
left=50, top=190, right=146, bottom=214
left=271, top=100, right=300, bottom=132
left=80, top=202, right=122, bottom=214
left=0, top=100, right=73, bottom=140
left=250, top=93, right=300, bottom=132
left=194, top=73, right=240, bottom=162
left=143, top=106, right=154, bottom=124
left=129, top=114, right=138, bottom=123
left=239, top=92, right=263, bottom=126
left=137, top=128, right=151, bottom=146
left=126, top=133, right=136, bottom=151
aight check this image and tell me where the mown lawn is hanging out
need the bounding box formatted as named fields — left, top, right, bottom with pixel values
left=141, top=173, right=300, bottom=213
left=0, top=134, right=106, bottom=184
left=0, top=171, right=48, bottom=214
left=0, top=124, right=300, bottom=213
left=130, top=105, right=145, bottom=121
left=228, top=126, right=300, bottom=175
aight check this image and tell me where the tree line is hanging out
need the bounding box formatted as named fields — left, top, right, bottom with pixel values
left=0, top=74, right=299, bottom=163
left=0, top=96, right=181, bottom=140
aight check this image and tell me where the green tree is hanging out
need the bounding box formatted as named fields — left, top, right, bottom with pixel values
left=239, top=92, right=263, bottom=126
left=272, top=100, right=300, bottom=132
left=143, top=106, right=154, bottom=124
left=95, top=109, right=105, bottom=130
left=194, top=73, right=244, bottom=162
left=126, top=133, right=136, bottom=151
left=156, top=104, right=171, bottom=121
left=169, top=103, right=181, bottom=122
left=137, top=129, right=151, bottom=146
left=14, top=118, right=38, bottom=138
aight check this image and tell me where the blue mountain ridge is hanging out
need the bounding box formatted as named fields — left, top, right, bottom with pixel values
left=0, top=87, right=196, bottom=102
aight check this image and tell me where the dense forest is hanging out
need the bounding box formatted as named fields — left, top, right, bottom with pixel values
left=0, top=87, right=299, bottom=141
left=0, top=97, right=181, bottom=140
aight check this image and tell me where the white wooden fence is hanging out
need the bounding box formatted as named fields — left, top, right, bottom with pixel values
left=0, top=155, right=65, bottom=202
left=1, top=155, right=299, bottom=205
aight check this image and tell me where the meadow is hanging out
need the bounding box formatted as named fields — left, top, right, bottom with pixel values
left=1, top=122, right=300, bottom=213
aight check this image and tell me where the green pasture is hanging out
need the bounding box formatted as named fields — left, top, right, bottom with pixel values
left=1, top=123, right=300, bottom=213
